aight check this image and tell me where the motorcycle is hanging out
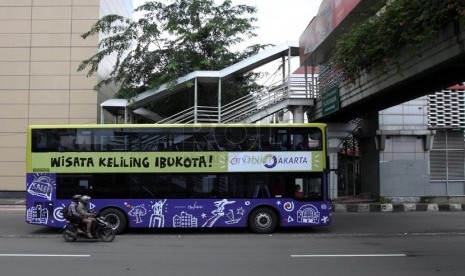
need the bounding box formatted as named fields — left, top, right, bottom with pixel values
left=63, top=214, right=115, bottom=242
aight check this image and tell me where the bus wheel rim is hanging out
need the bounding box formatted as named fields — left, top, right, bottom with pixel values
left=255, top=213, right=271, bottom=229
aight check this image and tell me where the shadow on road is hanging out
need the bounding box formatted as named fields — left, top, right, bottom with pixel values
left=122, top=226, right=332, bottom=236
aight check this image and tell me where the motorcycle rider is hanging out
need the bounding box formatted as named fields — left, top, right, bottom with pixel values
left=77, top=195, right=96, bottom=238
left=67, top=194, right=85, bottom=234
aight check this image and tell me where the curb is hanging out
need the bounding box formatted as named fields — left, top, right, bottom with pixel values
left=332, top=203, right=465, bottom=212
left=0, top=199, right=26, bottom=205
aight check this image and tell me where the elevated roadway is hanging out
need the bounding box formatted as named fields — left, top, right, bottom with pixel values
left=307, top=19, right=465, bottom=123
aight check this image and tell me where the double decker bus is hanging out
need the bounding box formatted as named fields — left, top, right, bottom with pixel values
left=26, top=123, right=331, bottom=234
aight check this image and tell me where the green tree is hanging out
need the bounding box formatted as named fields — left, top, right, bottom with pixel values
left=79, top=0, right=267, bottom=117
left=332, top=0, right=465, bottom=80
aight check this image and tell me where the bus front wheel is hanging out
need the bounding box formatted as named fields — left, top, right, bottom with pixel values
left=248, top=207, right=278, bottom=234
left=100, top=208, right=127, bottom=234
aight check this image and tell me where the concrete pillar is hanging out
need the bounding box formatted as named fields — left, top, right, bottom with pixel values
left=194, top=77, right=198, bottom=123
left=359, top=112, right=380, bottom=196
left=327, top=137, right=344, bottom=200
left=100, top=107, right=104, bottom=124
left=218, top=78, right=222, bottom=123
left=326, top=123, right=359, bottom=199
left=289, top=105, right=306, bottom=123
left=328, top=151, right=339, bottom=199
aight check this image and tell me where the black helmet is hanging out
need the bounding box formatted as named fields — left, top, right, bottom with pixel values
left=80, top=195, right=91, bottom=204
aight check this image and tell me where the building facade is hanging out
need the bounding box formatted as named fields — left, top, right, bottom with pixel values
left=0, top=0, right=132, bottom=196
left=358, top=86, right=465, bottom=202
left=428, top=86, right=465, bottom=197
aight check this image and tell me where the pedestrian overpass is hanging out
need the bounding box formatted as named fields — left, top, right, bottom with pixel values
left=100, top=42, right=316, bottom=125
left=100, top=0, right=465, bottom=200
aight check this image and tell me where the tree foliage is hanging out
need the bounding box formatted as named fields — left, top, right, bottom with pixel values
left=78, top=0, right=266, bottom=116
left=332, top=0, right=465, bottom=80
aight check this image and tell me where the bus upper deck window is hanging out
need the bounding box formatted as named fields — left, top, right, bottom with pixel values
left=308, top=129, right=321, bottom=149
left=291, top=128, right=322, bottom=151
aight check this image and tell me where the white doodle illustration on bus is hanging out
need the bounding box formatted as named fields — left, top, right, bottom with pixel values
left=149, top=199, right=167, bottom=228
left=26, top=204, right=49, bottom=224
left=27, top=175, right=55, bottom=201
left=202, top=199, right=235, bottom=227
left=225, top=209, right=241, bottom=224
left=173, top=211, right=198, bottom=228
left=53, top=204, right=66, bottom=222
left=297, top=204, right=320, bottom=224
left=128, top=204, right=147, bottom=224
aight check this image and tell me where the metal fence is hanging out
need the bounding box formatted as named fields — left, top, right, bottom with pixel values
left=156, top=75, right=318, bottom=124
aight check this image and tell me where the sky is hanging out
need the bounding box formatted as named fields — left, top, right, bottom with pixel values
left=131, top=0, right=323, bottom=83
left=219, top=0, right=322, bottom=46
left=132, top=0, right=323, bottom=47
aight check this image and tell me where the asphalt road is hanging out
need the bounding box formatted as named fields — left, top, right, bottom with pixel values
left=1, top=207, right=465, bottom=276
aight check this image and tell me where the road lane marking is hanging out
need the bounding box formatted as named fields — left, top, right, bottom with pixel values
left=0, top=254, right=91, bottom=257
left=291, top=254, right=407, bottom=258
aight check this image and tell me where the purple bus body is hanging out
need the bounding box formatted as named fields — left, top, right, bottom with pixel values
left=26, top=173, right=331, bottom=230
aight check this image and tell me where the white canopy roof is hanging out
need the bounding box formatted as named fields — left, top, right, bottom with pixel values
left=100, top=41, right=300, bottom=116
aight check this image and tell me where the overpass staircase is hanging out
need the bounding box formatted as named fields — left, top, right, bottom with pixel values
left=156, top=75, right=318, bottom=124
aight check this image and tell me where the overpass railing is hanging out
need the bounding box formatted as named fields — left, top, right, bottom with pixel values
left=156, top=106, right=219, bottom=124
left=221, top=75, right=317, bottom=122
left=155, top=75, right=318, bottom=124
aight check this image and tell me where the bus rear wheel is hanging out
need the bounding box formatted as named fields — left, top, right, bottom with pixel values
left=248, top=207, right=278, bottom=234
left=100, top=208, right=126, bottom=235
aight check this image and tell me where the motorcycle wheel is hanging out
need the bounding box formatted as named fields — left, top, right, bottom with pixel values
left=63, top=228, right=77, bottom=242
left=98, top=227, right=115, bottom=242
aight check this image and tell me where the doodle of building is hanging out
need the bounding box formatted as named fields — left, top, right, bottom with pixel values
left=26, top=204, right=49, bottom=224
left=149, top=199, right=167, bottom=228
left=297, top=204, right=320, bottom=224
left=173, top=211, right=197, bottom=228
